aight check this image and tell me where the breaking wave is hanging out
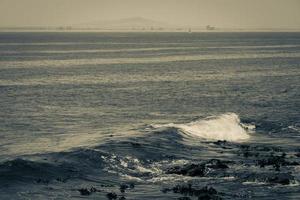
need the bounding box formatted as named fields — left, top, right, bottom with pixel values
left=152, top=113, right=254, bottom=142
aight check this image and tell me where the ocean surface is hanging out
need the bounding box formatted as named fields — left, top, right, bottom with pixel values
left=0, top=32, right=299, bottom=199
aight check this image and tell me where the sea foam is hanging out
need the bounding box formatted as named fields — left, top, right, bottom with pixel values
left=152, top=113, right=253, bottom=142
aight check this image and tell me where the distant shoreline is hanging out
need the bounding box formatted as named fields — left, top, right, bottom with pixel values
left=0, top=27, right=300, bottom=33
left=0, top=29, right=300, bottom=33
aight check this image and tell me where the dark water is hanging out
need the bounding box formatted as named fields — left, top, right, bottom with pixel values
left=0, top=32, right=299, bottom=199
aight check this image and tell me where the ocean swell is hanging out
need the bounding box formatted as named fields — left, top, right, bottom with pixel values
left=152, top=113, right=253, bottom=142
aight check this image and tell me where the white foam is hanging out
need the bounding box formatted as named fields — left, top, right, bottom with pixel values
left=242, top=180, right=267, bottom=185
left=288, top=125, right=300, bottom=133
left=152, top=113, right=253, bottom=142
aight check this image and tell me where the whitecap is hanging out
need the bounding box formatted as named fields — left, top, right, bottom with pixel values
left=152, top=113, right=254, bottom=142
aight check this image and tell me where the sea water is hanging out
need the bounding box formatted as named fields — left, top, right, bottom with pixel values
left=0, top=32, right=299, bottom=199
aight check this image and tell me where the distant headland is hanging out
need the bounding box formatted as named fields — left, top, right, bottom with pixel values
left=1, top=17, right=299, bottom=32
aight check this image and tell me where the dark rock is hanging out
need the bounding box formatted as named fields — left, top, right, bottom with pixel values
left=172, top=184, right=193, bottom=195
left=107, top=192, right=118, bottom=200
left=90, top=187, right=98, bottom=193
left=166, top=159, right=229, bottom=177
left=78, top=188, right=91, bottom=196
left=290, top=161, right=299, bottom=165
left=206, top=159, right=229, bottom=169
left=168, top=184, right=222, bottom=199
left=213, top=140, right=227, bottom=146
left=119, top=196, right=126, bottom=200
left=129, top=183, right=135, bottom=189
left=101, top=184, right=115, bottom=187
left=266, top=173, right=294, bottom=185
left=166, top=164, right=207, bottom=177
left=239, top=145, right=282, bottom=153
left=120, top=184, right=129, bottom=193
left=119, top=183, right=134, bottom=193
left=268, top=177, right=290, bottom=185
left=212, top=140, right=232, bottom=149
left=78, top=187, right=99, bottom=196
left=243, top=172, right=295, bottom=185
left=257, top=154, right=299, bottom=170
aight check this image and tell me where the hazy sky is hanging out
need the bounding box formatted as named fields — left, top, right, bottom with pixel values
left=0, top=0, right=300, bottom=28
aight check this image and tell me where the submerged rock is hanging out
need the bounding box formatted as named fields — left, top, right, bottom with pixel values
left=238, top=144, right=284, bottom=159
left=107, top=192, right=118, bottom=199
left=166, top=159, right=229, bottom=177
left=129, top=183, right=135, bottom=189
left=120, top=182, right=135, bottom=193
left=212, top=140, right=234, bottom=150
left=166, top=163, right=206, bottom=176
left=213, top=140, right=227, bottom=146
left=266, top=173, right=294, bottom=185
left=206, top=159, right=229, bottom=169
left=78, top=188, right=91, bottom=196
left=164, top=184, right=222, bottom=199
left=78, top=187, right=99, bottom=196
left=120, top=184, right=129, bottom=193
left=257, top=154, right=299, bottom=170
left=101, top=184, right=115, bottom=187
left=243, top=172, right=295, bottom=185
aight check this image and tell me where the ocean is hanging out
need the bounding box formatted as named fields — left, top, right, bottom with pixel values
left=0, top=32, right=299, bottom=199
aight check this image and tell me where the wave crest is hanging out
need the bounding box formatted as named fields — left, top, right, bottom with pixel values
left=152, top=113, right=253, bottom=142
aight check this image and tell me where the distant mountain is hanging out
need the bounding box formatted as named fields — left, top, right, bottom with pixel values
left=73, top=17, right=173, bottom=29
